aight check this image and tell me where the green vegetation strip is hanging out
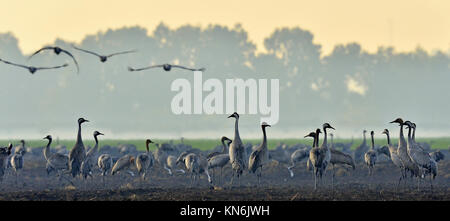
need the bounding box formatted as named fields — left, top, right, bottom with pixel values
left=1, top=137, right=449, bottom=152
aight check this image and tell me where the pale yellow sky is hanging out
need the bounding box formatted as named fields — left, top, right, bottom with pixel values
left=0, top=0, right=449, bottom=55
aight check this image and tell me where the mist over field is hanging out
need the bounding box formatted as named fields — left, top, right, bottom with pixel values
left=1, top=23, right=449, bottom=139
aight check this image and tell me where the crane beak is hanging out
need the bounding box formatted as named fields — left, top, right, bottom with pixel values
left=227, top=114, right=234, bottom=118
left=329, top=126, right=335, bottom=130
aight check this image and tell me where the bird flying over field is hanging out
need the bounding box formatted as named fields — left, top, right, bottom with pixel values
left=128, top=63, right=205, bottom=72
left=72, top=45, right=136, bottom=63
left=0, top=58, right=68, bottom=74
left=28, top=46, right=79, bottom=73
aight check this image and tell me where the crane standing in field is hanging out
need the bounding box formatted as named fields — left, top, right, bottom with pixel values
left=136, top=139, right=155, bottom=181
left=97, top=154, right=113, bottom=184
left=248, top=122, right=271, bottom=184
left=0, top=144, right=12, bottom=183
left=43, top=135, right=73, bottom=185
left=381, top=129, right=405, bottom=186
left=390, top=118, right=420, bottom=187
left=328, top=133, right=355, bottom=187
left=69, top=118, right=89, bottom=178
left=207, top=136, right=232, bottom=185
left=405, top=121, right=437, bottom=191
left=309, top=123, right=335, bottom=190
left=364, top=131, right=378, bottom=176
left=81, top=131, right=104, bottom=179
left=228, top=112, right=246, bottom=186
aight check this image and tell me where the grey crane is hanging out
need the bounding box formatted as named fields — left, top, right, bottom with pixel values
left=309, top=123, right=335, bottom=190
left=248, top=122, right=271, bottom=184
left=81, top=131, right=104, bottom=179
left=165, top=155, right=186, bottom=175
left=381, top=129, right=405, bottom=182
left=43, top=135, right=72, bottom=184
left=207, top=136, right=232, bottom=160
left=136, top=139, right=155, bottom=180
left=287, top=146, right=309, bottom=178
left=329, top=133, right=356, bottom=186
left=354, top=130, right=369, bottom=163
left=0, top=144, right=12, bottom=183
left=207, top=136, right=232, bottom=184
left=405, top=121, right=437, bottom=190
left=304, top=130, right=320, bottom=179
left=390, top=118, right=420, bottom=186
left=97, top=154, right=113, bottom=178
left=177, top=152, right=211, bottom=186
left=128, top=63, right=205, bottom=72
left=28, top=46, right=79, bottom=73
left=111, top=154, right=136, bottom=176
left=10, top=147, right=24, bottom=184
left=68, top=117, right=89, bottom=178
left=0, top=58, right=68, bottom=74
left=72, top=45, right=136, bottom=63
left=228, top=112, right=247, bottom=186
left=288, top=132, right=314, bottom=178
left=154, top=143, right=175, bottom=174
left=364, top=131, right=377, bottom=176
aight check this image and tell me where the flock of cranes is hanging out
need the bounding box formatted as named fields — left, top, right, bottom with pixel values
left=0, top=114, right=444, bottom=192
left=0, top=45, right=205, bottom=74
left=0, top=44, right=446, bottom=193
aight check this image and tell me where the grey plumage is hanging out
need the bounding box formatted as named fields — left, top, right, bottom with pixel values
left=364, top=131, right=377, bottom=176
left=97, top=154, right=113, bottom=176
left=0, top=144, right=12, bottom=182
left=135, top=139, right=155, bottom=180
left=248, top=122, right=271, bottom=184
left=81, top=131, right=104, bottom=179
left=354, top=130, right=369, bottom=163
left=228, top=112, right=246, bottom=186
left=111, top=154, right=135, bottom=176
left=68, top=118, right=89, bottom=178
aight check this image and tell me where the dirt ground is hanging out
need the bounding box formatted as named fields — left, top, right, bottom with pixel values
left=0, top=158, right=449, bottom=201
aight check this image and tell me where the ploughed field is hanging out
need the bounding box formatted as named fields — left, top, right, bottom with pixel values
left=0, top=141, right=449, bottom=201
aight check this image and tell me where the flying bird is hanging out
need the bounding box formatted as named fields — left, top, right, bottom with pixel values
left=128, top=63, right=205, bottom=72
left=0, top=58, right=68, bottom=74
left=72, top=45, right=136, bottom=62
left=28, top=46, right=80, bottom=73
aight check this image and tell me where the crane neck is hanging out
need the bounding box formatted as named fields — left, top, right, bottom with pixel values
left=321, top=127, right=328, bottom=149
left=76, top=123, right=84, bottom=146
left=233, top=117, right=241, bottom=141
left=371, top=134, right=375, bottom=150
left=93, top=135, right=99, bottom=153
left=261, top=126, right=267, bottom=148
left=407, top=125, right=413, bottom=145
left=385, top=133, right=391, bottom=146
left=221, top=140, right=228, bottom=154
left=399, top=123, right=406, bottom=148
left=315, top=132, right=320, bottom=148
left=412, top=127, right=416, bottom=142
left=363, top=132, right=366, bottom=144
left=146, top=142, right=150, bottom=153
left=44, top=138, right=52, bottom=160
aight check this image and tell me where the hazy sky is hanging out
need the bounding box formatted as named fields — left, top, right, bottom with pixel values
left=1, top=0, right=448, bottom=55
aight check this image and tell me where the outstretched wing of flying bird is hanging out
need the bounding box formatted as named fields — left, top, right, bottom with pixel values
left=128, top=64, right=164, bottom=71
left=28, top=47, right=56, bottom=60
left=171, top=64, right=205, bottom=71
left=72, top=45, right=102, bottom=57
left=106, top=50, right=137, bottom=58
left=35, top=63, right=69, bottom=70
left=0, top=59, right=30, bottom=69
